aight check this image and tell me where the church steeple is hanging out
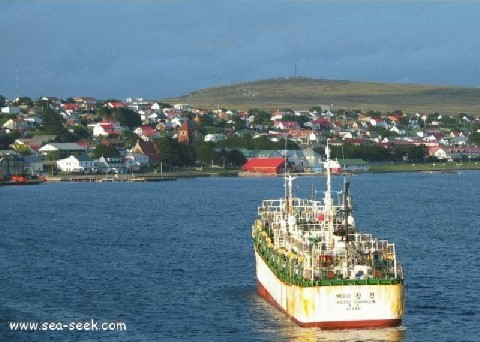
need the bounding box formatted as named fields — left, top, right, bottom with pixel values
left=178, top=119, right=195, bottom=146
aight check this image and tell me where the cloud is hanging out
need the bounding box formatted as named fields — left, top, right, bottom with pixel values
left=1, top=1, right=480, bottom=100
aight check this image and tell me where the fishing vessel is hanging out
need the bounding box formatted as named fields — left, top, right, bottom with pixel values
left=252, top=145, right=405, bottom=329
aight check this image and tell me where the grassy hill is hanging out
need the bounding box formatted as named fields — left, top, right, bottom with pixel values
left=162, top=77, right=480, bottom=114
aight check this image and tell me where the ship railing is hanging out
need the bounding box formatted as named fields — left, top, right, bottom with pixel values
left=256, top=244, right=403, bottom=287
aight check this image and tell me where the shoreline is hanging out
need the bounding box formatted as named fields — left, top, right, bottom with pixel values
left=9, top=162, right=474, bottom=183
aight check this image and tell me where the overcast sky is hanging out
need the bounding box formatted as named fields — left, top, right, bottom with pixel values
left=1, top=1, right=480, bottom=101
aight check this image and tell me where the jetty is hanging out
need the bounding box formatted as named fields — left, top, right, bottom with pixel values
left=47, top=174, right=176, bottom=183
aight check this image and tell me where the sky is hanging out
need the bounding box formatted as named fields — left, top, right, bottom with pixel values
left=1, top=1, right=480, bottom=101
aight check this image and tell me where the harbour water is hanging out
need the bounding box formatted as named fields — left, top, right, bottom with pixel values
left=1, top=172, right=479, bottom=341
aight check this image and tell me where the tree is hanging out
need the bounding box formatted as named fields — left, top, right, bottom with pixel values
left=0, top=132, right=17, bottom=149
left=71, top=125, right=91, bottom=141
left=122, top=131, right=139, bottom=150
left=15, top=97, right=33, bottom=106
left=393, top=145, right=427, bottom=162
left=41, top=107, right=64, bottom=134
left=98, top=106, right=141, bottom=127
left=156, top=137, right=196, bottom=167
left=198, top=113, right=215, bottom=127
left=44, top=150, right=62, bottom=161
left=34, top=97, right=49, bottom=108
left=226, top=149, right=246, bottom=167
left=93, top=144, right=120, bottom=159
left=282, top=114, right=309, bottom=127
left=0, top=95, right=6, bottom=107
left=249, top=109, right=271, bottom=125
left=195, top=142, right=217, bottom=164
left=468, top=131, right=480, bottom=146
left=330, top=144, right=390, bottom=162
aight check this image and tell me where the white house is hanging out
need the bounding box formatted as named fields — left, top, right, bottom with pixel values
left=2, top=118, right=29, bottom=130
left=430, top=147, right=450, bottom=160
left=173, top=103, right=190, bottom=111
left=91, top=121, right=121, bottom=137
left=151, top=103, right=162, bottom=111
left=56, top=154, right=94, bottom=172
left=124, top=151, right=150, bottom=171
left=1, top=106, right=20, bottom=114
left=39, top=143, right=87, bottom=155
left=204, top=134, right=226, bottom=142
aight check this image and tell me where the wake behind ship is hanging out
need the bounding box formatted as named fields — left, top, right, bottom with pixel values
left=252, top=145, right=405, bottom=329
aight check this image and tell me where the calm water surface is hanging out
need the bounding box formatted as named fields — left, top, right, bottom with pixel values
left=1, top=172, right=479, bottom=341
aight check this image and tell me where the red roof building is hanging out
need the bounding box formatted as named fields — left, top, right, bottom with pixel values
left=178, top=120, right=195, bottom=146
left=242, top=157, right=288, bottom=174
left=61, top=103, right=81, bottom=112
left=107, top=101, right=126, bottom=108
left=131, top=139, right=162, bottom=165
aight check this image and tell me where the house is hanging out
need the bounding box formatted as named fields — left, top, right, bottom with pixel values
left=445, top=147, right=480, bottom=161
left=370, top=117, right=388, bottom=128
left=312, top=118, right=331, bottom=130
left=124, top=151, right=150, bottom=171
left=323, top=159, right=342, bottom=174
left=1, top=106, right=20, bottom=114
left=241, top=149, right=283, bottom=159
left=173, top=103, right=190, bottom=111
left=39, top=143, right=88, bottom=158
left=16, top=135, right=56, bottom=153
left=294, top=110, right=311, bottom=117
left=273, top=121, right=301, bottom=130
left=428, top=146, right=450, bottom=160
left=131, top=139, right=162, bottom=165
left=302, top=148, right=323, bottom=173
left=74, top=96, right=97, bottom=111
left=270, top=111, right=285, bottom=121
left=106, top=101, right=126, bottom=108
left=99, top=137, right=124, bottom=151
left=61, top=103, right=81, bottom=113
left=156, top=122, right=174, bottom=132
left=40, top=97, right=61, bottom=107
left=134, top=125, right=159, bottom=140
left=151, top=103, right=163, bottom=111
left=338, top=159, right=370, bottom=173
left=97, top=156, right=124, bottom=173
left=204, top=134, right=226, bottom=142
left=23, top=155, right=44, bottom=174
left=92, top=121, right=121, bottom=137
left=278, top=150, right=306, bottom=172
left=56, top=154, right=94, bottom=173
left=0, top=153, right=25, bottom=177
left=2, top=118, right=29, bottom=130
left=164, top=108, right=182, bottom=119
left=242, top=157, right=288, bottom=174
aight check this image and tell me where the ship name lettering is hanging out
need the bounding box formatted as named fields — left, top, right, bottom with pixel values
left=355, top=299, right=375, bottom=304
left=336, top=294, right=351, bottom=299
left=346, top=306, right=361, bottom=311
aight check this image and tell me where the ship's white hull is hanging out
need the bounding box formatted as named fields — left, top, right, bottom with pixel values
left=255, top=250, right=405, bottom=329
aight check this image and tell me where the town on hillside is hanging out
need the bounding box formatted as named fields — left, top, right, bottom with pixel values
left=1, top=94, right=480, bottom=182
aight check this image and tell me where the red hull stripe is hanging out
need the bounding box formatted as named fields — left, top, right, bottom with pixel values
left=257, top=280, right=402, bottom=329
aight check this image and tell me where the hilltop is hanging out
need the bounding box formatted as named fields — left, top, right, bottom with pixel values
left=163, top=77, right=480, bottom=114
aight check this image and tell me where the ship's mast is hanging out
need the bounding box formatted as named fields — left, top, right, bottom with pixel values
left=324, top=142, right=334, bottom=239
left=344, top=179, right=350, bottom=270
